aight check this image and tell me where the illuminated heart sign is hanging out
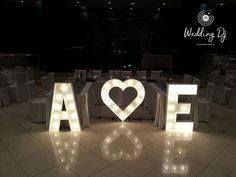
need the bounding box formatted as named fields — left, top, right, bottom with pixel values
left=101, top=79, right=145, bottom=121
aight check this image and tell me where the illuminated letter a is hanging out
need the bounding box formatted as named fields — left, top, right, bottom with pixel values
left=49, top=83, right=81, bottom=131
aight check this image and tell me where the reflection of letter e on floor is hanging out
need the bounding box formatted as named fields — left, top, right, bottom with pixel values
left=165, top=84, right=198, bottom=132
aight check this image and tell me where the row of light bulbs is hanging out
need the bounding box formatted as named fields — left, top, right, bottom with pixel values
left=101, top=124, right=142, bottom=160
left=162, top=131, right=192, bottom=174
left=49, top=83, right=81, bottom=131
left=75, top=1, right=167, bottom=11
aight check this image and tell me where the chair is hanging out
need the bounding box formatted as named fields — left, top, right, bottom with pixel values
left=41, top=76, right=53, bottom=97
left=108, top=70, right=113, bottom=77
left=26, top=81, right=49, bottom=123
left=197, top=82, right=216, bottom=122
left=212, top=74, right=232, bottom=104
left=151, top=71, right=162, bottom=80
left=108, top=70, right=120, bottom=78
left=210, top=72, right=217, bottom=83
left=0, top=75, right=10, bottom=106
left=14, top=66, right=24, bottom=72
left=136, top=70, right=147, bottom=79
left=225, top=75, right=233, bottom=87
left=228, top=86, right=236, bottom=109
left=93, top=70, right=102, bottom=77
left=114, top=70, right=121, bottom=77
left=77, top=82, right=93, bottom=128
left=232, top=78, right=236, bottom=87
left=26, top=68, right=34, bottom=82
left=75, top=69, right=86, bottom=76
left=8, top=71, right=27, bottom=102
left=192, top=77, right=201, bottom=88
left=183, top=74, right=192, bottom=84
left=75, top=70, right=86, bottom=81
left=121, top=71, right=132, bottom=78
left=48, top=72, right=55, bottom=89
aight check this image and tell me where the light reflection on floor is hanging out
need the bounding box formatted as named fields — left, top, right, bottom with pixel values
left=101, top=124, right=142, bottom=161
left=1, top=101, right=236, bottom=177
left=49, top=132, right=81, bottom=172
left=162, top=131, right=192, bottom=175
left=48, top=123, right=194, bottom=176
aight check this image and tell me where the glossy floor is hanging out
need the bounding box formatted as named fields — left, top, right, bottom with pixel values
left=0, top=101, right=236, bottom=177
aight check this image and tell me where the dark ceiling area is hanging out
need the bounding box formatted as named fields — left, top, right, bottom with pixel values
left=0, top=0, right=236, bottom=73
left=2, top=0, right=236, bottom=9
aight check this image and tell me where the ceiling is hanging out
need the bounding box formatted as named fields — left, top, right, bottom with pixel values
left=2, top=0, right=236, bottom=9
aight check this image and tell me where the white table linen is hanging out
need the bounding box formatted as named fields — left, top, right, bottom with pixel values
left=146, top=83, right=166, bottom=128
left=77, top=82, right=93, bottom=128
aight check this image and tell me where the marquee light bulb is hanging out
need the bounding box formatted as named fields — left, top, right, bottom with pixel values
left=165, top=84, right=197, bottom=132
left=49, top=83, right=81, bottom=132
left=101, top=79, right=145, bottom=121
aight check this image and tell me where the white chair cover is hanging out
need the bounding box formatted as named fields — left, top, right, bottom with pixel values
left=5, top=74, right=14, bottom=85
left=121, top=71, right=132, bottom=78
left=192, top=77, right=201, bottom=88
left=146, top=83, right=166, bottom=128
left=26, top=81, right=49, bottom=123
left=136, top=70, right=147, bottom=79
left=0, top=75, right=7, bottom=87
left=210, top=72, right=218, bottom=83
left=225, top=75, right=233, bottom=87
left=8, top=71, right=27, bottom=102
left=197, top=82, right=215, bottom=122
left=15, top=71, right=27, bottom=83
left=26, top=81, right=50, bottom=123
left=41, top=76, right=53, bottom=97
left=183, top=74, right=192, bottom=84
left=27, top=69, right=34, bottom=82
left=75, top=70, right=86, bottom=82
left=212, top=74, right=232, bottom=104
left=233, top=78, right=236, bottom=87
left=14, top=66, right=24, bottom=72
left=191, top=97, right=199, bottom=129
left=228, top=86, right=236, bottom=109
left=0, top=75, right=10, bottom=106
left=93, top=70, right=102, bottom=77
left=108, top=70, right=113, bottom=76
left=151, top=71, right=162, bottom=80
left=77, top=83, right=93, bottom=128
left=93, top=81, right=105, bottom=105
left=48, top=72, right=55, bottom=89
left=1, top=69, right=15, bottom=85
left=113, top=70, right=121, bottom=78
left=205, top=82, right=216, bottom=102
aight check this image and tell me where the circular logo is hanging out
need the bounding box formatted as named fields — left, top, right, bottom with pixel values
left=197, top=10, right=214, bottom=26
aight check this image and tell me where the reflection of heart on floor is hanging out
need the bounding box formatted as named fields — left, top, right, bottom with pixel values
left=101, top=124, right=143, bottom=161
left=101, top=79, right=145, bottom=121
